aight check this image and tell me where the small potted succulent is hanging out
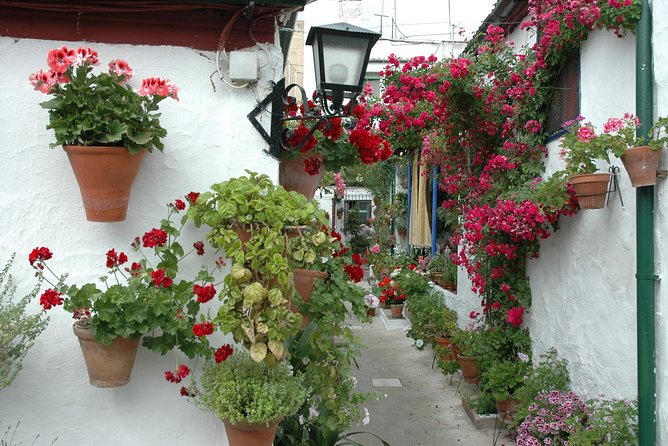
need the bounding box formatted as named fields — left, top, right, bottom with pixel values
left=195, top=349, right=308, bottom=446
left=29, top=45, right=178, bottom=221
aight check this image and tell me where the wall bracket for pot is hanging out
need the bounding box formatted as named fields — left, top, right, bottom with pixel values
left=606, top=166, right=624, bottom=208
left=656, top=170, right=668, bottom=178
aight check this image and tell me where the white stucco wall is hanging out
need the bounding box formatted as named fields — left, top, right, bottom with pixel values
left=0, top=36, right=283, bottom=445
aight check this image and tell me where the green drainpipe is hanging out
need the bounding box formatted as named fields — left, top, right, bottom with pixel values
left=636, top=0, right=656, bottom=443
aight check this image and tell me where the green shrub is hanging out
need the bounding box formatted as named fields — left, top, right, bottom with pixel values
left=196, top=350, right=308, bottom=425
left=0, top=255, right=49, bottom=390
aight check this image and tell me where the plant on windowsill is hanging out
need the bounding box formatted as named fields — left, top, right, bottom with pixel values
left=29, top=45, right=178, bottom=221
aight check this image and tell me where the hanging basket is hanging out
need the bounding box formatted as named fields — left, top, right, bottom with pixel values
left=63, top=145, right=145, bottom=222
left=278, top=156, right=325, bottom=200
left=73, top=323, right=140, bottom=387
left=620, top=146, right=663, bottom=187
left=569, top=173, right=611, bottom=209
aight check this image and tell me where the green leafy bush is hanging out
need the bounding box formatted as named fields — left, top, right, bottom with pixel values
left=196, top=350, right=308, bottom=425
left=0, top=255, right=49, bottom=390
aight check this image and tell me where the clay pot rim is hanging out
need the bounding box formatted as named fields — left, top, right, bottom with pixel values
left=224, top=418, right=282, bottom=431
left=63, top=145, right=143, bottom=155
left=294, top=268, right=329, bottom=279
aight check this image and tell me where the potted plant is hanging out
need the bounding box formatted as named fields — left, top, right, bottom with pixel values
left=364, top=293, right=380, bottom=317
left=596, top=114, right=668, bottom=187
left=426, top=253, right=447, bottom=285
left=559, top=117, right=614, bottom=209
left=28, top=196, right=215, bottom=387
left=194, top=349, right=308, bottom=446
left=29, top=45, right=178, bottom=221
left=377, top=276, right=407, bottom=318
left=280, top=97, right=392, bottom=199
left=452, top=329, right=484, bottom=384
left=482, top=358, right=532, bottom=422
left=188, top=171, right=330, bottom=363
left=424, top=306, right=459, bottom=361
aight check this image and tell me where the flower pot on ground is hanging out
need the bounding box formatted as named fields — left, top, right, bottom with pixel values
left=30, top=45, right=177, bottom=221
left=194, top=350, right=308, bottom=446
left=620, top=145, right=663, bottom=187
left=495, top=398, right=521, bottom=424
left=364, top=293, right=380, bottom=318
left=390, top=303, right=404, bottom=318
left=73, top=323, right=140, bottom=387
left=569, top=173, right=611, bottom=209
left=64, top=145, right=145, bottom=221
left=456, top=354, right=480, bottom=384
left=434, top=336, right=455, bottom=361
left=366, top=307, right=376, bottom=317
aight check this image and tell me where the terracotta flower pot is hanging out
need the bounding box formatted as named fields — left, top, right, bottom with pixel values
left=72, top=323, right=140, bottom=387
left=224, top=420, right=279, bottom=446
left=390, top=303, right=404, bottom=319
left=290, top=268, right=329, bottom=327
left=496, top=398, right=521, bottom=423
left=621, top=145, right=663, bottom=187
left=569, top=173, right=611, bottom=209
left=63, top=145, right=145, bottom=222
left=278, top=156, right=325, bottom=200
left=456, top=354, right=480, bottom=384
left=434, top=335, right=454, bottom=361
left=232, top=223, right=252, bottom=250
left=366, top=307, right=377, bottom=317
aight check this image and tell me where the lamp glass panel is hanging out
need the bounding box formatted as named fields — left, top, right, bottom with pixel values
left=311, top=34, right=322, bottom=91
left=319, top=33, right=368, bottom=89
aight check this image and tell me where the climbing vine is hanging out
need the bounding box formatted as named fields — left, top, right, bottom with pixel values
left=360, top=0, right=641, bottom=327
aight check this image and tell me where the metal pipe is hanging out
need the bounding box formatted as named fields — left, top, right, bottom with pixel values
left=635, top=1, right=656, bottom=443
left=406, top=162, right=412, bottom=252
left=431, top=166, right=438, bottom=256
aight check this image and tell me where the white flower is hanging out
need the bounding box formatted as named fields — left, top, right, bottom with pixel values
left=517, top=352, right=529, bottom=363
left=416, top=339, right=424, bottom=348
left=390, top=268, right=401, bottom=278
left=298, top=415, right=306, bottom=425
left=308, top=404, right=320, bottom=419
left=362, top=407, right=370, bottom=425
left=364, top=294, right=379, bottom=308
left=350, top=376, right=358, bottom=387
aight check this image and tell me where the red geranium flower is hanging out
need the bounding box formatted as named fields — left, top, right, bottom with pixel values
left=344, top=264, right=364, bottom=283
left=39, top=288, right=63, bottom=310
left=193, top=284, right=216, bottom=303
left=142, top=228, right=168, bottom=248
left=186, top=192, right=200, bottom=204
left=506, top=306, right=525, bottom=327
left=106, top=248, right=128, bottom=268
left=29, top=247, right=53, bottom=266
left=192, top=321, right=214, bottom=337
left=214, top=344, right=234, bottom=363
left=193, top=241, right=205, bottom=256
left=174, top=199, right=186, bottom=211
left=151, top=269, right=172, bottom=288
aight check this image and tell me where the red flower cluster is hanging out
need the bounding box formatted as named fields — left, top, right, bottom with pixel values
left=304, top=157, right=322, bottom=175
left=193, top=241, right=205, bottom=256
left=214, top=344, right=234, bottom=363
left=349, top=128, right=393, bottom=164
left=164, top=364, right=190, bottom=383
left=506, top=306, right=525, bottom=327
left=344, top=264, right=364, bottom=283
left=127, top=262, right=142, bottom=277
left=193, top=284, right=216, bottom=303
left=139, top=77, right=179, bottom=100
left=173, top=199, right=186, bottom=211
left=105, top=248, right=128, bottom=269
left=142, top=228, right=168, bottom=248
left=186, top=192, right=200, bottom=204
left=151, top=268, right=172, bottom=288
left=39, top=288, right=63, bottom=310
left=377, top=277, right=407, bottom=305
left=192, top=321, right=214, bottom=337
left=29, top=247, right=52, bottom=267
left=72, top=307, right=92, bottom=320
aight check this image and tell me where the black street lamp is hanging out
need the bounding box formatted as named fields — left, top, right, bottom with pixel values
left=248, top=22, right=381, bottom=158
